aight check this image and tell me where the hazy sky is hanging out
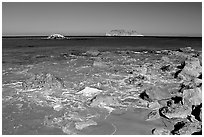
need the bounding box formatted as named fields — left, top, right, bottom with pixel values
left=2, top=2, right=202, bottom=36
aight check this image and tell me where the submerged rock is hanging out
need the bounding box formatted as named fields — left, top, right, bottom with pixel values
left=75, top=119, right=97, bottom=130
left=152, top=128, right=171, bottom=135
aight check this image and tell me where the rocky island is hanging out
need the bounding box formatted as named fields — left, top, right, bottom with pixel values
left=106, top=29, right=144, bottom=36
left=47, top=34, right=67, bottom=39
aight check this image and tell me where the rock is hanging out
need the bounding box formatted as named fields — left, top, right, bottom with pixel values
left=75, top=119, right=97, bottom=130
left=106, top=29, right=143, bottom=36
left=178, top=47, right=195, bottom=52
left=152, top=128, right=171, bottom=135
left=179, top=57, right=202, bottom=78
left=76, top=87, right=102, bottom=97
left=183, top=88, right=202, bottom=106
left=160, top=104, right=191, bottom=119
left=86, top=50, right=100, bottom=56
left=161, top=56, right=170, bottom=62
left=93, top=61, right=108, bottom=68
left=90, top=95, right=120, bottom=109
left=171, top=120, right=201, bottom=135
left=47, top=34, right=66, bottom=39
left=62, top=123, right=76, bottom=135
left=146, top=109, right=160, bottom=121
left=22, top=73, right=65, bottom=90
left=148, top=101, right=161, bottom=110
left=53, top=104, right=63, bottom=111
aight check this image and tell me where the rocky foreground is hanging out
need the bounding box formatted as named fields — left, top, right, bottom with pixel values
left=2, top=47, right=202, bottom=135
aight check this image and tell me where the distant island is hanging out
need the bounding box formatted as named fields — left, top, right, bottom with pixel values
left=106, top=29, right=144, bottom=36
left=47, top=33, right=67, bottom=39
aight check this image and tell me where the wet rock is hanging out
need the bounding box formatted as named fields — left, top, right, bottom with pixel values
left=183, top=88, right=202, bottom=106
left=191, top=104, right=202, bottom=121
left=22, top=73, right=65, bottom=90
left=75, top=119, right=97, bottom=130
left=160, top=104, right=191, bottom=119
left=152, top=128, right=171, bottom=135
left=76, top=87, right=102, bottom=97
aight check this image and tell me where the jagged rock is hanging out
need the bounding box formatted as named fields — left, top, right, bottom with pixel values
left=47, top=34, right=66, bottom=39
left=171, top=120, right=201, bottom=135
left=146, top=109, right=160, bottom=121
left=183, top=88, right=202, bottom=106
left=75, top=119, right=97, bottom=130
left=106, top=29, right=143, bottom=36
left=22, top=73, right=65, bottom=90
left=179, top=57, right=202, bottom=78
left=76, top=87, right=102, bottom=97
left=160, top=104, right=191, bottom=119
left=152, top=128, right=171, bottom=135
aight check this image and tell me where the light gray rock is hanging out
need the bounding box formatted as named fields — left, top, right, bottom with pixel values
left=75, top=119, right=97, bottom=130
left=152, top=128, right=171, bottom=135
left=47, top=34, right=66, bottom=39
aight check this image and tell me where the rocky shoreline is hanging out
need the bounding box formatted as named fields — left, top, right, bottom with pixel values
left=2, top=46, right=202, bottom=135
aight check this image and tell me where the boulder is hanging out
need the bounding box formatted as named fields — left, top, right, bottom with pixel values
left=183, top=88, right=202, bottom=106
left=85, top=50, right=100, bottom=56
left=22, top=73, right=65, bottom=90
left=179, top=57, right=202, bottom=78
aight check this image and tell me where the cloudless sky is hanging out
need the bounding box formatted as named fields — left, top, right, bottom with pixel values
left=2, top=2, right=202, bottom=36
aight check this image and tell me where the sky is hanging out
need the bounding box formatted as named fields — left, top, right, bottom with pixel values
left=2, top=2, right=202, bottom=36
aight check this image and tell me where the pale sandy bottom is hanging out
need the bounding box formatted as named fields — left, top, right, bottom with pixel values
left=105, top=108, right=165, bottom=135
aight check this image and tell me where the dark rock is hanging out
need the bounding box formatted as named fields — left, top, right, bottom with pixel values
left=22, top=73, right=65, bottom=90
left=171, top=120, right=201, bottom=135
left=160, top=64, right=171, bottom=72
left=191, top=104, right=202, bottom=121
